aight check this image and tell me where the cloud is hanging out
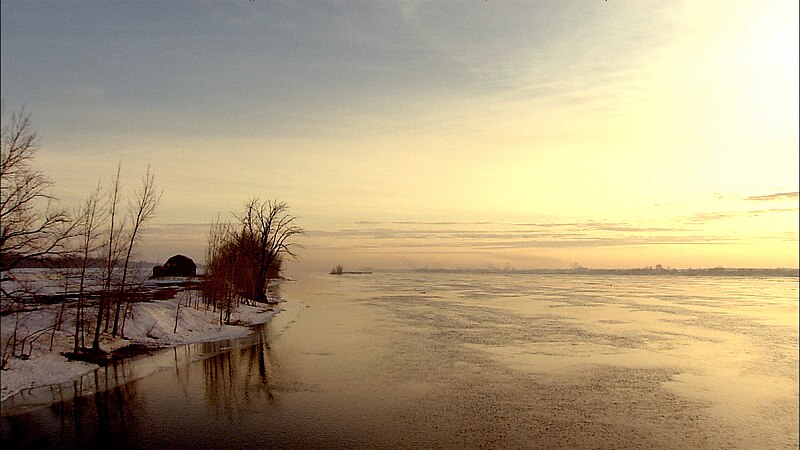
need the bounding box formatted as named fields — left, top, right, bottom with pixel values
left=391, top=221, right=497, bottom=226
left=309, top=234, right=740, bottom=251
left=469, top=235, right=739, bottom=250
left=745, top=192, right=799, bottom=201
left=350, top=220, right=684, bottom=233
left=687, top=208, right=799, bottom=222
left=304, top=218, right=735, bottom=252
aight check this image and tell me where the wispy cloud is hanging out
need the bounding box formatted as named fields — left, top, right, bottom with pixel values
left=305, top=218, right=735, bottom=252
left=354, top=220, right=499, bottom=226
left=745, top=192, right=799, bottom=201
left=510, top=222, right=679, bottom=233
left=469, top=235, right=739, bottom=250
left=351, top=220, right=683, bottom=233
left=687, top=208, right=799, bottom=222
left=309, top=233, right=740, bottom=251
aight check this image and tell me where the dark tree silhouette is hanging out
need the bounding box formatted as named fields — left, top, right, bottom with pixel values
left=1, top=106, right=76, bottom=296
left=203, top=199, right=303, bottom=321
left=235, top=198, right=303, bottom=302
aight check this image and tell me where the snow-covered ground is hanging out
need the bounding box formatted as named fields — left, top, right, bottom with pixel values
left=1, top=289, right=279, bottom=402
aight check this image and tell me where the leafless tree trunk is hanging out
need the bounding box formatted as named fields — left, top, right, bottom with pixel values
left=2, top=308, right=22, bottom=368
left=73, top=183, right=104, bottom=353
left=93, top=164, right=123, bottom=352
left=112, top=166, right=161, bottom=336
left=120, top=299, right=134, bottom=336
left=174, top=291, right=191, bottom=333
left=50, top=267, right=71, bottom=351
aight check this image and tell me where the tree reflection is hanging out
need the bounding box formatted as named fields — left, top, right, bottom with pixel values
left=202, top=330, right=276, bottom=418
left=2, top=359, right=140, bottom=448
left=2, top=326, right=281, bottom=448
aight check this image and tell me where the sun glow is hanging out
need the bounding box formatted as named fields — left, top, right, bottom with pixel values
left=2, top=1, right=797, bottom=270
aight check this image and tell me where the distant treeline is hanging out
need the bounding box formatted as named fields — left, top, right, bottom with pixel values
left=412, top=267, right=799, bottom=277
left=4, top=254, right=155, bottom=270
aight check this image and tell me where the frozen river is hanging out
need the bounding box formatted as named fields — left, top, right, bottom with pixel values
left=2, top=272, right=798, bottom=448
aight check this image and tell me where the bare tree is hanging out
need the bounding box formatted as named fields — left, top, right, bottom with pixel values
left=235, top=198, right=303, bottom=302
left=1, top=106, right=166, bottom=363
left=92, top=164, right=124, bottom=352
left=1, top=105, right=76, bottom=301
left=202, top=216, right=232, bottom=322
left=203, top=198, right=302, bottom=313
left=1, top=276, right=59, bottom=368
left=73, top=182, right=105, bottom=353
left=50, top=266, right=71, bottom=351
left=112, top=166, right=161, bottom=336
left=2, top=303, right=58, bottom=367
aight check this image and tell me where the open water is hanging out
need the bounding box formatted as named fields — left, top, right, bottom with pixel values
left=2, top=272, right=798, bottom=448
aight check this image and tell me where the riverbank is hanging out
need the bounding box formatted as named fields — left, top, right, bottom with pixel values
left=1, top=291, right=279, bottom=402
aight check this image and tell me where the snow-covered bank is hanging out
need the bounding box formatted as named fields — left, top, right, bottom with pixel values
left=1, top=291, right=279, bottom=402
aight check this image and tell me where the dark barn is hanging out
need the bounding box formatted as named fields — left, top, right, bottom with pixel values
left=152, top=254, right=197, bottom=278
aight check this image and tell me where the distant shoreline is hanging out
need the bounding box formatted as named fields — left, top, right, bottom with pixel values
left=404, top=267, right=799, bottom=277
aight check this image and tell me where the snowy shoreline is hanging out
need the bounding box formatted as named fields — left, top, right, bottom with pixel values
left=1, top=291, right=279, bottom=402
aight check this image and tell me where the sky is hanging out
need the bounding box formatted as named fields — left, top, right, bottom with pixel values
left=2, top=0, right=798, bottom=272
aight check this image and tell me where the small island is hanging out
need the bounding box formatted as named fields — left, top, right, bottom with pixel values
left=329, top=265, right=372, bottom=275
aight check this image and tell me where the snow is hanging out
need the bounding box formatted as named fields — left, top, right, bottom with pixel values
left=1, top=289, right=279, bottom=402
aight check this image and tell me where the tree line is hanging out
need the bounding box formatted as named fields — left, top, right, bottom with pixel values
left=203, top=198, right=303, bottom=324
left=1, top=104, right=303, bottom=368
left=2, top=104, right=162, bottom=363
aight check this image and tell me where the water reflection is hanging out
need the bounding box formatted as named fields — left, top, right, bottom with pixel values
left=2, top=361, right=141, bottom=448
left=201, top=332, right=276, bottom=418
left=1, top=324, right=278, bottom=449
left=3, top=274, right=798, bottom=449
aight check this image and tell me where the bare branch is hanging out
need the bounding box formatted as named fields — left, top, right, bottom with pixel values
left=1, top=105, right=75, bottom=276
left=206, top=197, right=304, bottom=304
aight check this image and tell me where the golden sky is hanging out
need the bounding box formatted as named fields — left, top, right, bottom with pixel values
left=2, top=1, right=797, bottom=270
